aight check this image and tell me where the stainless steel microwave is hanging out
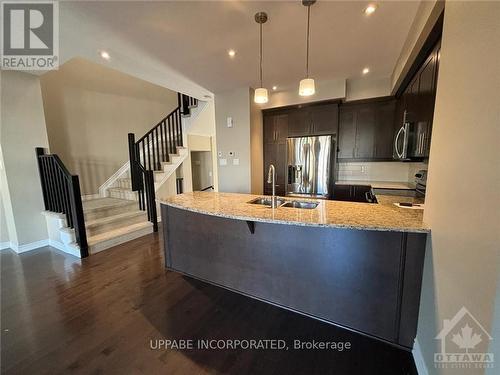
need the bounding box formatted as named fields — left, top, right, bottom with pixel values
left=394, top=110, right=430, bottom=160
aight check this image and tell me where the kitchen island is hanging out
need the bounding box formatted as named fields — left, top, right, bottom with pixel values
left=160, top=192, right=429, bottom=350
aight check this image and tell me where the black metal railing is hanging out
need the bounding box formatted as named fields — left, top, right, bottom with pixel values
left=179, top=93, right=198, bottom=116
left=36, top=148, right=88, bottom=258
left=128, top=94, right=197, bottom=231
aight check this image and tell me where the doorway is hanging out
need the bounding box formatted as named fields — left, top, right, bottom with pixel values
left=190, top=151, right=213, bottom=191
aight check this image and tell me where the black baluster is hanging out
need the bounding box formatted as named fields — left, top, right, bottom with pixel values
left=141, top=140, right=146, bottom=170
left=46, top=158, right=56, bottom=212
left=165, top=118, right=170, bottom=156
left=35, top=148, right=49, bottom=210
left=69, top=175, right=88, bottom=258
left=159, top=121, right=165, bottom=163
left=147, top=135, right=151, bottom=170
left=178, top=110, right=184, bottom=147
left=48, top=158, right=60, bottom=212
left=155, top=127, right=160, bottom=169
left=56, top=166, right=66, bottom=214
left=168, top=116, right=174, bottom=155
left=63, top=179, right=73, bottom=228
left=151, top=131, right=156, bottom=172
left=146, top=170, right=158, bottom=232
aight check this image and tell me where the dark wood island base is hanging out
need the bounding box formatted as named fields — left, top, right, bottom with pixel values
left=161, top=204, right=426, bottom=350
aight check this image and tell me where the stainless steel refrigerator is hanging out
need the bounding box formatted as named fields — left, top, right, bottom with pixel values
left=286, top=135, right=336, bottom=199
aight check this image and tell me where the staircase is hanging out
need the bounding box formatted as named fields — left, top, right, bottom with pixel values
left=82, top=93, right=197, bottom=254
left=38, top=94, right=199, bottom=257
left=83, top=197, right=152, bottom=253
left=106, top=145, right=188, bottom=201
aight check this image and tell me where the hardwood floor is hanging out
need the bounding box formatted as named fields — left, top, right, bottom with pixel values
left=1, top=231, right=417, bottom=374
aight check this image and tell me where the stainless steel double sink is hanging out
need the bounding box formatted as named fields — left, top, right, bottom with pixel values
left=248, top=197, right=319, bottom=210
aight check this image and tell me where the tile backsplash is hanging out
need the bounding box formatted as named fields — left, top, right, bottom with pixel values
left=337, top=162, right=427, bottom=182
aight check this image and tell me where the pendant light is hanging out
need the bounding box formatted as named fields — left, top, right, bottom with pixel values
left=254, top=12, right=268, bottom=104
left=299, top=0, right=316, bottom=96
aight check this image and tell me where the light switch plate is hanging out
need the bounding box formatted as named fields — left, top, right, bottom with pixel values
left=227, top=117, right=233, bottom=128
left=233, top=158, right=240, bottom=165
left=219, top=158, right=227, bottom=166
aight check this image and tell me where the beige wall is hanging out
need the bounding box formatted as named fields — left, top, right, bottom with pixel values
left=40, top=58, right=178, bottom=195
left=0, top=71, right=50, bottom=248
left=183, top=100, right=218, bottom=193
left=250, top=88, right=263, bottom=195
left=262, top=78, right=346, bottom=109
left=214, top=88, right=252, bottom=193
left=345, top=76, right=391, bottom=102
left=0, top=193, right=9, bottom=244
left=417, top=2, right=500, bottom=374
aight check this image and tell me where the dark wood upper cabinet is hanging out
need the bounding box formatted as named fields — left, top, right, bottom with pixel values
left=393, top=41, right=440, bottom=159
left=287, top=104, right=339, bottom=137
left=338, top=98, right=396, bottom=161
left=263, top=113, right=288, bottom=195
left=264, top=113, right=288, bottom=144
left=354, top=105, right=376, bottom=159
left=374, top=100, right=397, bottom=159
left=310, top=104, right=339, bottom=135
left=338, top=109, right=356, bottom=159
left=287, top=108, right=310, bottom=137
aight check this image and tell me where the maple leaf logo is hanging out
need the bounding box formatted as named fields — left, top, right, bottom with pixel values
left=451, top=324, right=482, bottom=352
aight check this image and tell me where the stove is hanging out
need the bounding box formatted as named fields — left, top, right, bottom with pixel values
left=414, top=170, right=427, bottom=198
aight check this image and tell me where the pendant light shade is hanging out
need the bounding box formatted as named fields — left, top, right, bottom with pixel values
left=299, top=0, right=316, bottom=97
left=254, top=12, right=268, bottom=104
left=299, top=78, right=315, bottom=96
left=254, top=87, right=269, bottom=104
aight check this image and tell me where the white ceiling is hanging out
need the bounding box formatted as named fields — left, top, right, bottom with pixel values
left=62, top=1, right=420, bottom=94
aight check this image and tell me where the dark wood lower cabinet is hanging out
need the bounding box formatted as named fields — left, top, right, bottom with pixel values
left=163, top=205, right=427, bottom=349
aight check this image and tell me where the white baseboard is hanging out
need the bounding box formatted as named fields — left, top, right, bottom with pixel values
left=412, top=339, right=429, bottom=375
left=0, top=241, right=11, bottom=250
left=0, top=239, right=80, bottom=258
left=48, top=239, right=81, bottom=258
left=3, top=239, right=50, bottom=253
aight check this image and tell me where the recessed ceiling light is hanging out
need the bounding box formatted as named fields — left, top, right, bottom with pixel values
left=272, top=86, right=277, bottom=91
left=364, top=4, right=377, bottom=15
left=228, top=49, right=236, bottom=58
left=99, top=50, right=110, bottom=60
left=362, top=67, right=370, bottom=75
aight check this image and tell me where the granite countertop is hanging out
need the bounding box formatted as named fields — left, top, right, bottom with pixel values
left=335, top=180, right=416, bottom=190
left=159, top=192, right=429, bottom=233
